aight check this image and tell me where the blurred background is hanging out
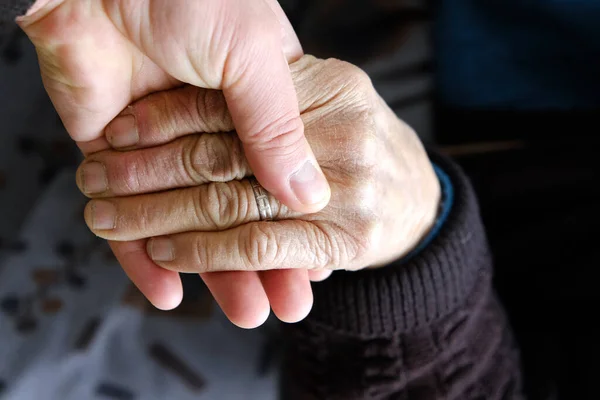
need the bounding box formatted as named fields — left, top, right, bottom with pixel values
left=1, top=0, right=600, bottom=399
left=0, top=27, right=282, bottom=400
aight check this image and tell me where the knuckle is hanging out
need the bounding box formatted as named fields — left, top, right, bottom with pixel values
left=241, top=223, right=280, bottom=268
left=190, top=135, right=218, bottom=181
left=191, top=183, right=239, bottom=230
left=194, top=88, right=231, bottom=131
left=323, top=58, right=375, bottom=95
left=148, top=91, right=179, bottom=136
left=309, top=224, right=336, bottom=267
left=189, top=187, right=211, bottom=228
left=341, top=61, right=374, bottom=93
left=208, top=136, right=247, bottom=181
left=310, top=222, right=372, bottom=269
left=183, top=134, right=247, bottom=184
left=194, top=236, right=212, bottom=272
left=182, top=135, right=230, bottom=183
left=352, top=133, right=379, bottom=171
left=212, top=182, right=245, bottom=229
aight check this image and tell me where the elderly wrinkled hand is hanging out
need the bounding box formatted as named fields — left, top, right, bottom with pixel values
left=77, top=56, right=441, bottom=328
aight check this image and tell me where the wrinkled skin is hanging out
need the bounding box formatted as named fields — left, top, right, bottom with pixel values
left=18, top=0, right=329, bottom=213
left=77, top=56, right=441, bottom=328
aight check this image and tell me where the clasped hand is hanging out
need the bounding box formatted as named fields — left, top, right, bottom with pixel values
left=76, top=56, right=440, bottom=328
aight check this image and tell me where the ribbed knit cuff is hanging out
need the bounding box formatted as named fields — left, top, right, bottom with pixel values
left=308, top=152, right=490, bottom=336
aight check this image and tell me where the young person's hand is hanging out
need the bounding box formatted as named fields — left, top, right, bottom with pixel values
left=18, top=0, right=330, bottom=214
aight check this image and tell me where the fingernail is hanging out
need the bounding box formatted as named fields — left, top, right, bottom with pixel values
left=148, top=238, right=175, bottom=262
left=289, top=161, right=329, bottom=206
left=80, top=162, right=108, bottom=194
left=90, top=200, right=116, bottom=230
left=106, top=114, right=138, bottom=148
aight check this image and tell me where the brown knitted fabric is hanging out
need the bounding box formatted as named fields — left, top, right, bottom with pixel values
left=281, top=154, right=524, bottom=399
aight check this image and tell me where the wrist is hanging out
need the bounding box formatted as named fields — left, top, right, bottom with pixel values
left=307, top=152, right=486, bottom=335
left=370, top=160, right=443, bottom=269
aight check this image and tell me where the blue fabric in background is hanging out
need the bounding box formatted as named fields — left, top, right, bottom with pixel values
left=436, top=0, right=600, bottom=109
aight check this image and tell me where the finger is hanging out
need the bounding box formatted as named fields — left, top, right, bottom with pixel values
left=100, top=58, right=326, bottom=154
left=223, top=29, right=330, bottom=214
left=263, top=0, right=304, bottom=62
left=145, top=220, right=337, bottom=273
left=17, top=1, right=173, bottom=144
left=98, top=1, right=329, bottom=212
left=200, top=271, right=270, bottom=329
left=77, top=137, right=112, bottom=157
left=109, top=240, right=183, bottom=310
left=104, top=87, right=234, bottom=150
left=76, top=133, right=250, bottom=197
left=83, top=180, right=299, bottom=241
left=101, top=0, right=303, bottom=151
left=308, top=270, right=333, bottom=282
left=259, top=269, right=313, bottom=323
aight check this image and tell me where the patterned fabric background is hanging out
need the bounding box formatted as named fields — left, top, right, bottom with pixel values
left=0, top=2, right=432, bottom=398
left=0, top=35, right=281, bottom=400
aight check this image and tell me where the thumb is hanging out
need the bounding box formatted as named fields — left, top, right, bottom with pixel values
left=101, top=0, right=329, bottom=212
left=222, top=8, right=330, bottom=213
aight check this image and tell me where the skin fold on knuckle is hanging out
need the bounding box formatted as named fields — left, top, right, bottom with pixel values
left=204, top=182, right=245, bottom=230
left=205, top=135, right=248, bottom=182
left=193, top=234, right=214, bottom=273
left=146, top=92, right=180, bottom=139
left=294, top=58, right=374, bottom=113
left=194, top=88, right=233, bottom=132
left=182, top=134, right=247, bottom=184
left=181, top=136, right=210, bottom=184
left=240, top=223, right=281, bottom=270
left=308, top=222, right=341, bottom=269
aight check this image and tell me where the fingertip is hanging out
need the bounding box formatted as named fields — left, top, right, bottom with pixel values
left=308, top=269, right=333, bottom=282
left=250, top=155, right=331, bottom=214
left=277, top=296, right=313, bottom=324
left=105, top=112, right=139, bottom=149
left=229, top=305, right=271, bottom=330
left=109, top=239, right=183, bottom=310
left=149, top=283, right=184, bottom=311
left=260, top=269, right=313, bottom=324
left=130, top=267, right=184, bottom=311
left=288, top=160, right=331, bottom=212
left=77, top=137, right=112, bottom=156
left=200, top=271, right=271, bottom=329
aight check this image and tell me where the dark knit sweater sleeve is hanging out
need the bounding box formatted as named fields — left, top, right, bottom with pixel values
left=281, top=153, right=524, bottom=400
